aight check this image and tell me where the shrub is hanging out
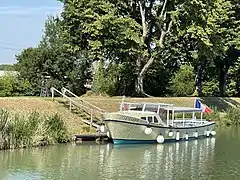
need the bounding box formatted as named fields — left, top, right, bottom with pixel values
left=0, top=74, right=34, bottom=97
left=0, top=109, right=70, bottom=150
left=170, top=65, right=195, bottom=96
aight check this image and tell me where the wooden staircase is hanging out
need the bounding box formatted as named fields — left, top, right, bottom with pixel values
left=50, top=87, right=107, bottom=131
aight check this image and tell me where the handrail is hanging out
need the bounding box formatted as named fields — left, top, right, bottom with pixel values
left=61, top=87, right=107, bottom=113
left=50, top=87, right=92, bottom=114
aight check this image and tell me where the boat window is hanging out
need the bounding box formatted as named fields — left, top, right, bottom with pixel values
left=145, top=104, right=158, bottom=112
left=141, top=117, right=146, bottom=120
left=154, top=116, right=158, bottom=123
left=147, top=117, right=153, bottom=123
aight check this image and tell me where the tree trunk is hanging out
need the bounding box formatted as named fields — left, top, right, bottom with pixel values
left=236, top=76, right=240, bottom=96
left=135, top=0, right=172, bottom=97
left=135, top=56, right=154, bottom=97
left=219, top=65, right=229, bottom=96
left=195, top=65, right=203, bottom=96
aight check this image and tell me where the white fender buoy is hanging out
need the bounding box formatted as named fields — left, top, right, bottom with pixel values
left=100, top=125, right=106, bottom=132
left=106, top=131, right=111, bottom=138
left=211, top=131, right=216, bottom=136
left=206, top=131, right=210, bottom=137
left=176, top=131, right=180, bottom=141
left=185, top=133, right=189, bottom=140
left=194, top=131, right=198, bottom=138
left=144, top=127, right=152, bottom=135
left=168, top=131, right=174, bottom=137
left=157, top=135, right=165, bottom=143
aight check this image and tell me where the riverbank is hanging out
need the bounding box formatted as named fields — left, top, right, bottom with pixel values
left=0, top=97, right=92, bottom=135
left=0, top=96, right=239, bottom=150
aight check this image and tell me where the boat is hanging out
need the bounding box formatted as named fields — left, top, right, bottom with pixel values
left=103, top=100, right=216, bottom=144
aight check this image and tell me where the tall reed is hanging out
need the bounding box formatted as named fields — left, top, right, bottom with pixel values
left=0, top=109, right=70, bottom=150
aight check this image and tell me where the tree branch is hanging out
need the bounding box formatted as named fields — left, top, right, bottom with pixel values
left=139, top=56, right=154, bottom=77
left=139, top=1, right=147, bottom=42
left=160, top=0, right=168, bottom=18
left=159, top=20, right=172, bottom=47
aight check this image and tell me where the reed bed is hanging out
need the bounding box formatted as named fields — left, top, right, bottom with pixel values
left=0, top=109, right=69, bottom=150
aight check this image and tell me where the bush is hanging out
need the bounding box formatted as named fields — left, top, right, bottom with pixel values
left=224, top=107, right=240, bottom=125
left=0, top=74, right=34, bottom=97
left=0, top=109, right=69, bottom=150
left=207, top=107, right=240, bottom=127
left=170, top=65, right=195, bottom=96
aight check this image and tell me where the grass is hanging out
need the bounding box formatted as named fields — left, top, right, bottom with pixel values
left=0, top=97, right=90, bottom=135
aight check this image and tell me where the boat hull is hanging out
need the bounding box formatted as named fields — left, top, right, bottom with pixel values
left=105, top=119, right=216, bottom=144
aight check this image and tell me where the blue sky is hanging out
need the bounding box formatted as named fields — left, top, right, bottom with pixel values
left=0, top=0, right=62, bottom=64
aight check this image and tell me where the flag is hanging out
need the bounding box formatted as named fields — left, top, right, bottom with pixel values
left=194, top=99, right=212, bottom=115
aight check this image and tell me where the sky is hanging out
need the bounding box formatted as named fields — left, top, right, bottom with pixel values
left=0, top=0, right=63, bottom=64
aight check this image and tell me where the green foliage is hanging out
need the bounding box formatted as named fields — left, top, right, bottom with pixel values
left=0, top=109, right=69, bottom=150
left=0, top=64, right=15, bottom=71
left=92, top=61, right=105, bottom=94
left=0, top=74, right=34, bottom=97
left=14, top=0, right=240, bottom=97
left=170, top=65, right=195, bottom=96
left=206, top=107, right=240, bottom=127
left=202, top=80, right=219, bottom=96
left=44, top=114, right=69, bottom=143
left=224, top=107, right=240, bottom=125
left=16, top=16, right=89, bottom=96
left=92, top=61, right=119, bottom=96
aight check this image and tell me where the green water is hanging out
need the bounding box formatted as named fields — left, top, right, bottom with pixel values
left=0, top=127, right=240, bottom=180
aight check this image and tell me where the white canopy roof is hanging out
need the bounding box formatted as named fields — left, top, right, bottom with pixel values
left=164, top=107, right=203, bottom=113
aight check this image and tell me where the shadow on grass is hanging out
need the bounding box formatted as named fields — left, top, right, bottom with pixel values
left=200, top=97, right=240, bottom=111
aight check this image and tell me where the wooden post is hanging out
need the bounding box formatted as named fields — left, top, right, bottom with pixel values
left=90, top=109, right=93, bottom=132
left=51, top=88, right=54, bottom=100
left=69, top=101, right=72, bottom=111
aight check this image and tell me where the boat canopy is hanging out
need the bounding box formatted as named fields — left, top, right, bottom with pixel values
left=164, top=107, right=203, bottom=113
left=120, top=102, right=173, bottom=113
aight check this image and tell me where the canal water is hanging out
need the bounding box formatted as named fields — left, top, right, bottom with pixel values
left=0, top=127, right=240, bottom=180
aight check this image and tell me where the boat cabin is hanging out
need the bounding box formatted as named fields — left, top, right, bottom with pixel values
left=119, top=102, right=207, bottom=127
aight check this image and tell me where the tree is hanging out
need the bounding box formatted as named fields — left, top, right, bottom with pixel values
left=16, top=15, right=90, bottom=95
left=55, top=0, right=240, bottom=97
left=15, top=47, right=43, bottom=95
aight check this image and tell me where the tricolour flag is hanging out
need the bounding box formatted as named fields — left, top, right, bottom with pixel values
left=194, top=99, right=212, bottom=115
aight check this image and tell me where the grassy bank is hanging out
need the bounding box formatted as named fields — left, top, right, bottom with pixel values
left=0, top=97, right=91, bottom=135
left=0, top=109, right=69, bottom=150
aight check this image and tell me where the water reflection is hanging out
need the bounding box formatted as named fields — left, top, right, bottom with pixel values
left=0, top=138, right=216, bottom=180
left=106, top=138, right=216, bottom=180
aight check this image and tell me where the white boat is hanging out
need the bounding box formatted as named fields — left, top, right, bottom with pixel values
left=103, top=101, right=216, bottom=144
